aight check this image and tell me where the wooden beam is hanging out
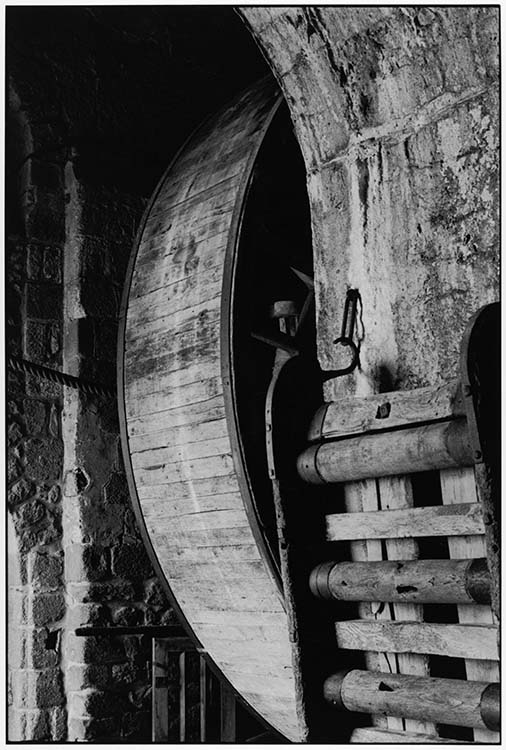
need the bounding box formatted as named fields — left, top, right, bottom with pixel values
left=324, top=670, right=499, bottom=731
left=326, top=502, right=484, bottom=541
left=310, top=558, right=490, bottom=604
left=179, top=651, right=187, bottom=742
left=308, top=380, right=463, bottom=442
left=152, top=638, right=170, bottom=742
left=350, top=727, right=462, bottom=743
left=335, top=621, right=498, bottom=661
left=298, top=419, right=473, bottom=484
left=220, top=682, right=237, bottom=742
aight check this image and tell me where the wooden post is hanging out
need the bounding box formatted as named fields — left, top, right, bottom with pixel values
left=199, top=654, right=207, bottom=743
left=298, top=419, right=473, bottom=484
left=324, top=670, right=499, bottom=731
left=179, top=651, right=187, bottom=742
left=310, top=558, right=490, bottom=604
left=220, top=681, right=236, bottom=742
left=152, top=638, right=170, bottom=742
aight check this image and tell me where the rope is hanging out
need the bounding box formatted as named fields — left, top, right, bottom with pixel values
left=8, top=356, right=115, bottom=399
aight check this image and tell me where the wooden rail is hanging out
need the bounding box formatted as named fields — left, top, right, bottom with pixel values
left=324, top=670, right=499, bottom=731
left=310, top=558, right=490, bottom=604
left=298, top=419, right=473, bottom=484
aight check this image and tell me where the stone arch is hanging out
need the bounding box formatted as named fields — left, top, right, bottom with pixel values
left=240, top=7, right=499, bottom=400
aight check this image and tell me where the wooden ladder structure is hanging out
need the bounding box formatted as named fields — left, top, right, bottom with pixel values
left=268, top=302, right=499, bottom=742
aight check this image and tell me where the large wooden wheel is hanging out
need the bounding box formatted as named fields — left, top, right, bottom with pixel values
left=118, top=78, right=312, bottom=741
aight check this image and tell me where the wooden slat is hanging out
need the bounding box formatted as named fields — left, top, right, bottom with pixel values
left=440, top=467, right=500, bottom=743
left=309, top=380, right=463, bottom=441
left=220, top=683, right=236, bottom=742
left=179, top=651, right=186, bottom=742
left=344, top=480, right=390, bottom=729
left=378, top=476, right=434, bottom=736
left=350, top=727, right=462, bottom=743
left=326, top=502, right=484, bottom=541
left=199, top=655, right=207, bottom=743
left=335, top=621, right=498, bottom=661
left=152, top=638, right=170, bottom=742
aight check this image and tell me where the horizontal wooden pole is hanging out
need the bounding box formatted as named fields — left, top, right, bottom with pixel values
left=326, top=502, right=484, bottom=541
left=298, top=419, right=473, bottom=484
left=335, top=621, right=498, bottom=661
left=310, top=558, right=490, bottom=604
left=350, top=727, right=461, bottom=743
left=325, top=670, right=499, bottom=731
left=308, top=380, right=463, bottom=442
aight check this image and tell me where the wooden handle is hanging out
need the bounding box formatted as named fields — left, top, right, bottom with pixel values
left=310, top=558, right=490, bottom=604
left=298, top=419, right=473, bottom=484
left=324, top=669, right=499, bottom=731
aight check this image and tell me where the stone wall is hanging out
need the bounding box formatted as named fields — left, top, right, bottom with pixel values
left=7, top=83, right=67, bottom=742
left=240, top=7, right=499, bottom=400
left=6, top=6, right=270, bottom=741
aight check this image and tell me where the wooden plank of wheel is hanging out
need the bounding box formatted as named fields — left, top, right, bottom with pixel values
left=119, top=78, right=300, bottom=741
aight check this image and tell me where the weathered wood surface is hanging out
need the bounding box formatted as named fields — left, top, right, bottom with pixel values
left=312, top=558, right=489, bottom=604
left=335, top=621, right=498, bottom=661
left=326, top=502, right=484, bottom=541
left=325, top=670, right=497, bottom=730
left=440, top=467, right=500, bottom=743
left=308, top=380, right=463, bottom=442
left=121, top=79, right=301, bottom=741
left=298, top=419, right=473, bottom=484
left=350, top=728, right=462, bottom=743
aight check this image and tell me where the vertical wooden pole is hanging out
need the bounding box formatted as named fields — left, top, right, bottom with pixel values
left=152, top=638, right=170, bottom=742
left=380, top=475, right=435, bottom=736
left=199, top=654, right=207, bottom=743
left=179, top=650, right=187, bottom=743
left=440, top=467, right=499, bottom=742
left=220, top=681, right=237, bottom=742
left=344, top=480, right=390, bottom=729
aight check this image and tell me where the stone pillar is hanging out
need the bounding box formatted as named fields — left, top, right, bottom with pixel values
left=62, top=157, right=175, bottom=741
left=7, top=84, right=67, bottom=741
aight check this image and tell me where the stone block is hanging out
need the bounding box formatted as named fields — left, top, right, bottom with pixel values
left=11, top=668, right=64, bottom=709
left=66, top=664, right=109, bottom=692
left=14, top=499, right=47, bottom=528
left=31, top=592, right=65, bottom=627
left=47, top=484, right=61, bottom=505
left=144, top=578, right=167, bottom=607
left=25, top=282, right=62, bottom=320
left=8, top=478, right=34, bottom=507
left=28, top=550, right=63, bottom=590
left=43, top=246, right=62, bottom=283
left=65, top=544, right=109, bottom=583
left=8, top=420, right=23, bottom=446
left=27, top=245, right=43, bottom=280
left=8, top=707, right=50, bottom=741
left=23, top=398, right=47, bottom=435
left=9, top=590, right=29, bottom=626
left=24, top=437, right=63, bottom=482
left=113, top=605, right=143, bottom=627
left=102, top=472, right=128, bottom=505
left=111, top=543, right=153, bottom=580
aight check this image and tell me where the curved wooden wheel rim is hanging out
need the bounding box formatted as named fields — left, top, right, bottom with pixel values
left=118, top=78, right=300, bottom=740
